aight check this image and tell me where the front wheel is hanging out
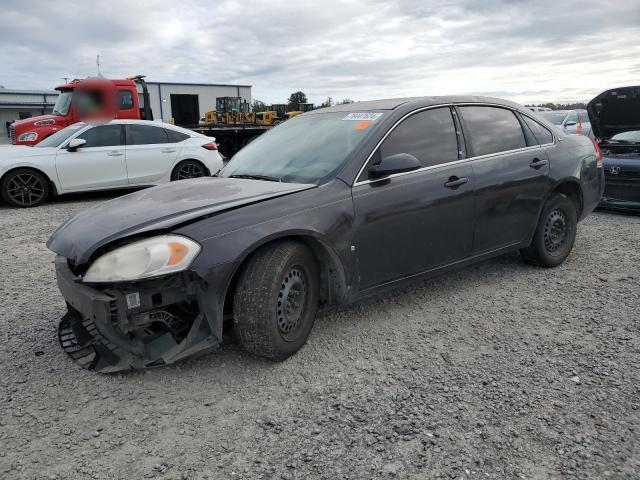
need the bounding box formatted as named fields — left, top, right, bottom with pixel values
left=233, top=241, right=319, bottom=360
left=521, top=193, right=577, bottom=267
left=171, top=160, right=208, bottom=181
left=1, top=168, right=50, bottom=207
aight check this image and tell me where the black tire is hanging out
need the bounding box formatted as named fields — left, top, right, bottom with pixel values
left=1, top=168, right=50, bottom=207
left=170, top=160, right=208, bottom=181
left=520, top=193, right=577, bottom=267
left=233, top=241, right=319, bottom=360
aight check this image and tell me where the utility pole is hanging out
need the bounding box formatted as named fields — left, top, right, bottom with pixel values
left=96, top=55, right=102, bottom=77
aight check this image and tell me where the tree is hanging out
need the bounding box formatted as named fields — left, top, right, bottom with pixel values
left=319, top=97, right=334, bottom=108
left=251, top=99, right=266, bottom=113
left=337, top=98, right=355, bottom=105
left=287, top=91, right=308, bottom=110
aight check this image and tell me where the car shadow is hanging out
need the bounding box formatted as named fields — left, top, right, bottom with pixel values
left=0, top=187, right=148, bottom=210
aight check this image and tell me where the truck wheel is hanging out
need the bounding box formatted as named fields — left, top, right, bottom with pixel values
left=233, top=241, right=319, bottom=360
left=520, top=193, right=577, bottom=267
left=171, top=160, right=208, bottom=181
left=1, top=168, right=50, bottom=207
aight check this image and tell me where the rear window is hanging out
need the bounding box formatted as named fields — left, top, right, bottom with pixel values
left=126, top=124, right=169, bottom=145
left=459, top=106, right=526, bottom=156
left=118, top=90, right=134, bottom=110
left=165, top=129, right=190, bottom=143
left=378, top=107, right=459, bottom=168
left=522, top=115, right=554, bottom=145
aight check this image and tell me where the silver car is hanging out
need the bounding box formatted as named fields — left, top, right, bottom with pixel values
left=539, top=109, right=592, bottom=137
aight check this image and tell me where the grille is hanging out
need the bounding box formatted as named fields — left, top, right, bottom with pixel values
left=9, top=125, right=15, bottom=144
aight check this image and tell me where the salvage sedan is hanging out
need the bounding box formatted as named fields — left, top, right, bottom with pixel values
left=587, top=86, right=640, bottom=211
left=48, top=96, right=604, bottom=372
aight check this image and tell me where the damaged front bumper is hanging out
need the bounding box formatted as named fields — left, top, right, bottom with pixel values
left=55, top=256, right=228, bottom=373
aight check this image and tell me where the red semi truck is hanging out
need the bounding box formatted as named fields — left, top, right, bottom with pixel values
left=10, top=76, right=152, bottom=145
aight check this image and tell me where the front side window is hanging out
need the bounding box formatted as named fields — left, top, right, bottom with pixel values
left=126, top=125, right=169, bottom=145
left=76, top=125, right=122, bottom=148
left=459, top=106, right=526, bottom=156
left=377, top=107, right=458, bottom=169
left=118, top=90, right=134, bottom=110
left=522, top=115, right=554, bottom=145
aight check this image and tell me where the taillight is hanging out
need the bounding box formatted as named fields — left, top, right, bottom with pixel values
left=202, top=142, right=217, bottom=151
left=590, top=138, right=603, bottom=168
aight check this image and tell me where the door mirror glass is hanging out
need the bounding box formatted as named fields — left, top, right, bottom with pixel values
left=67, top=138, right=87, bottom=151
left=369, top=153, right=421, bottom=178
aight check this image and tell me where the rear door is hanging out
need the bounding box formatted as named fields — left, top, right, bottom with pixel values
left=352, top=107, right=474, bottom=290
left=125, top=124, right=178, bottom=184
left=457, top=106, right=550, bottom=254
left=55, top=124, right=127, bottom=191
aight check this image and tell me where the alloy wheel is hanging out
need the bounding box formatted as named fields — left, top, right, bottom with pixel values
left=6, top=173, right=46, bottom=207
left=177, top=162, right=205, bottom=180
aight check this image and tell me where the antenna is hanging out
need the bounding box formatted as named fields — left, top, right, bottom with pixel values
left=61, top=77, right=69, bottom=84
left=96, top=55, right=102, bottom=77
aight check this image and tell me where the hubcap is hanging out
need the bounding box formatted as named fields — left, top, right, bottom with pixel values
left=544, top=209, right=568, bottom=252
left=277, top=267, right=307, bottom=336
left=7, top=173, right=45, bottom=206
left=177, top=163, right=204, bottom=179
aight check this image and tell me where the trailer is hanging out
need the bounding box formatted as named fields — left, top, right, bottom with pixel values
left=190, top=124, right=271, bottom=158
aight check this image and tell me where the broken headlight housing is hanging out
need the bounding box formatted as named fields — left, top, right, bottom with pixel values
left=83, top=235, right=201, bottom=283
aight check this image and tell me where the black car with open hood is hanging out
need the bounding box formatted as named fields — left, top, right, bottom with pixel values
left=49, top=95, right=604, bottom=373
left=588, top=86, right=640, bottom=210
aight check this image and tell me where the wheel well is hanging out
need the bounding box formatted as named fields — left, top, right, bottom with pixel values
left=222, top=236, right=348, bottom=320
left=0, top=166, right=58, bottom=196
left=553, top=181, right=582, bottom=218
left=173, top=159, right=209, bottom=177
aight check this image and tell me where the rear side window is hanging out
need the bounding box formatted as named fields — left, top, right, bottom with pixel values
left=126, top=125, right=169, bottom=145
left=118, top=90, right=134, bottom=110
left=522, top=115, right=554, bottom=145
left=459, top=106, right=526, bottom=156
left=378, top=107, right=458, bottom=168
left=165, top=129, right=190, bottom=143
left=76, top=125, right=122, bottom=148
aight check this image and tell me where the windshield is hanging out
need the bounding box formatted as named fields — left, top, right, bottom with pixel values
left=221, top=112, right=382, bottom=183
left=52, top=91, right=73, bottom=116
left=35, top=123, right=85, bottom=148
left=610, top=130, right=640, bottom=143
left=539, top=112, right=567, bottom=125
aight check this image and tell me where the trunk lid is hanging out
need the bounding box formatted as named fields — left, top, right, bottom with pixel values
left=587, top=86, right=640, bottom=140
left=47, top=177, right=316, bottom=264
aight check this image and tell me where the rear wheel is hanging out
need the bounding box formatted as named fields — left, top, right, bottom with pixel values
left=521, top=193, right=577, bottom=267
left=1, top=168, right=50, bottom=207
left=171, top=160, right=208, bottom=181
left=233, top=241, right=319, bottom=360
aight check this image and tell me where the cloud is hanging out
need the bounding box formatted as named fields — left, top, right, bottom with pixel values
left=0, top=0, right=638, bottom=105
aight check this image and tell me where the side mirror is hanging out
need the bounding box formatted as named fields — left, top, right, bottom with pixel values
left=67, top=138, right=86, bottom=151
left=369, top=153, right=421, bottom=178
left=564, top=121, right=577, bottom=128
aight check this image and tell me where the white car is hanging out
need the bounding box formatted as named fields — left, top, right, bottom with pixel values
left=0, top=120, right=223, bottom=207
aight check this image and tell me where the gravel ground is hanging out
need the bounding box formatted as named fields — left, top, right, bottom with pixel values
left=1, top=193, right=639, bottom=480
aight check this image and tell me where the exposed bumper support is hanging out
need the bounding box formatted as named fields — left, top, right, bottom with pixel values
left=55, top=256, right=224, bottom=373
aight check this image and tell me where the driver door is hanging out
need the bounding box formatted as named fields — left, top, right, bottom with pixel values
left=351, top=107, right=475, bottom=290
left=55, top=124, right=128, bottom=191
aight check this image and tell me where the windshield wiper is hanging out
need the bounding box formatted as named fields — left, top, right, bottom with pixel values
left=228, top=174, right=282, bottom=182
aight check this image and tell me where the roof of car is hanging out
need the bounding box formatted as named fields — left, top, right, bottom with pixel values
left=311, top=95, right=527, bottom=113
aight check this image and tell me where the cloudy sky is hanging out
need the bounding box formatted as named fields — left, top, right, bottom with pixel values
left=1, top=0, right=639, bottom=105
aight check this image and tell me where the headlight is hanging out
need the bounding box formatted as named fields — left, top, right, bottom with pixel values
left=18, top=132, right=38, bottom=142
left=83, top=235, right=201, bottom=283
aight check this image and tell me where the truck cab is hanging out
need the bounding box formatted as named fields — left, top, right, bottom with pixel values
left=11, top=76, right=151, bottom=146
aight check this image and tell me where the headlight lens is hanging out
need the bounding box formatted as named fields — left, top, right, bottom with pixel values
left=18, top=132, right=38, bottom=142
left=83, top=235, right=201, bottom=283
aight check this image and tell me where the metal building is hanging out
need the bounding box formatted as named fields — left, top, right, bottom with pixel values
left=0, top=88, right=58, bottom=140
left=143, top=82, right=252, bottom=126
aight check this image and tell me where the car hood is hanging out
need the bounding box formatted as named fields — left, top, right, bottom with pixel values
left=0, top=145, right=57, bottom=162
left=587, top=86, right=640, bottom=140
left=47, top=177, right=316, bottom=264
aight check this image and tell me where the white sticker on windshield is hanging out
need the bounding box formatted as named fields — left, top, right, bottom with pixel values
left=342, top=112, right=384, bottom=121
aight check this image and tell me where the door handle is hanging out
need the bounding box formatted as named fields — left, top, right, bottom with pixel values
left=530, top=158, right=548, bottom=168
left=161, top=148, right=176, bottom=153
left=444, top=176, right=469, bottom=189
left=107, top=151, right=124, bottom=156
